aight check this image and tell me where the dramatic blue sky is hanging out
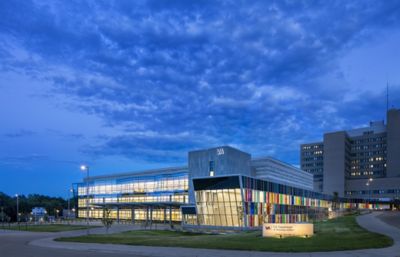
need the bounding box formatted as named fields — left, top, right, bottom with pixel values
left=1, top=0, right=400, bottom=197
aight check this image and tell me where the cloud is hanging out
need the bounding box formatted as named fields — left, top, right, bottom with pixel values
left=84, top=129, right=222, bottom=163
left=1, top=0, right=400, bottom=168
left=3, top=129, right=35, bottom=138
left=0, top=154, right=49, bottom=169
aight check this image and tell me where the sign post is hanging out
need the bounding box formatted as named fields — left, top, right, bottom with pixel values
left=262, top=223, right=314, bottom=238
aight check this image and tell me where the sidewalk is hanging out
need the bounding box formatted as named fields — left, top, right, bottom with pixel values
left=29, top=212, right=400, bottom=257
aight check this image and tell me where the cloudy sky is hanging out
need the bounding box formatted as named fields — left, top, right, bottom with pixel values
left=1, top=0, right=400, bottom=197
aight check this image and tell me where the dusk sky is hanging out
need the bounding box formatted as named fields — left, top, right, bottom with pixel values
left=1, top=0, right=400, bottom=197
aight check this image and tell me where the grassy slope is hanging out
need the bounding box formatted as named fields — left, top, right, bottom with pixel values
left=2, top=224, right=95, bottom=232
left=56, top=216, right=393, bottom=252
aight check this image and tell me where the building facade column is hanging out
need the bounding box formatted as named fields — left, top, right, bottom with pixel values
left=150, top=206, right=153, bottom=226
left=146, top=206, right=149, bottom=227
left=102, top=197, right=105, bottom=219
left=116, top=196, right=120, bottom=223
left=169, top=205, right=172, bottom=227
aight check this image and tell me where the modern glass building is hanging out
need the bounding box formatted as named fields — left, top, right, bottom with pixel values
left=190, top=175, right=374, bottom=228
left=75, top=146, right=380, bottom=229
left=76, top=167, right=189, bottom=223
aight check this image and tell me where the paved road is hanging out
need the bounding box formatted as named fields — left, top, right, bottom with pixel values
left=377, top=211, right=400, bottom=230
left=0, top=225, right=147, bottom=257
left=0, top=232, right=142, bottom=257
left=1, top=212, right=400, bottom=257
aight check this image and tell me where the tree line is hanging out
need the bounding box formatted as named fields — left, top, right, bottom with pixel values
left=0, top=192, right=76, bottom=222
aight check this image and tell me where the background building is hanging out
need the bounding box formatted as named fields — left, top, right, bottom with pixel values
left=301, top=108, right=400, bottom=200
left=251, top=156, right=313, bottom=191
left=31, top=207, right=46, bottom=222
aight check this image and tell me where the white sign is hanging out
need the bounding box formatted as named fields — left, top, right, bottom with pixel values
left=216, top=148, right=224, bottom=155
left=262, top=223, right=314, bottom=238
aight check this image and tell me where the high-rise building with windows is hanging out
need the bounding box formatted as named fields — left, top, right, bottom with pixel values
left=299, top=142, right=324, bottom=191
left=301, top=108, right=400, bottom=200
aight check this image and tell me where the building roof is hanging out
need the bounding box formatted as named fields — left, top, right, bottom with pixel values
left=84, top=166, right=188, bottom=182
left=251, top=156, right=302, bottom=171
left=346, top=121, right=386, bottom=137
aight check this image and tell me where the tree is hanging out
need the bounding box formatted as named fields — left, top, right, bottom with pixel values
left=393, top=199, right=400, bottom=210
left=0, top=192, right=68, bottom=222
left=0, top=207, right=10, bottom=223
left=332, top=191, right=339, bottom=210
left=237, top=205, right=244, bottom=226
left=101, top=208, right=114, bottom=234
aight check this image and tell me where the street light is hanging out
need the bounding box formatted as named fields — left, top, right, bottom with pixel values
left=80, top=164, right=90, bottom=234
left=366, top=177, right=374, bottom=210
left=366, top=182, right=370, bottom=209
left=68, top=188, right=73, bottom=224
left=15, top=194, right=19, bottom=226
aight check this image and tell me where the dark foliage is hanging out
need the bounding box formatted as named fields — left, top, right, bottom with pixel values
left=0, top=192, right=76, bottom=222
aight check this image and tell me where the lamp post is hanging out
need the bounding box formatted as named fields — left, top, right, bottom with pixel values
left=366, top=178, right=373, bottom=210
left=68, top=188, right=73, bottom=224
left=15, top=194, right=21, bottom=229
left=80, top=165, right=90, bottom=234
left=15, top=194, right=19, bottom=226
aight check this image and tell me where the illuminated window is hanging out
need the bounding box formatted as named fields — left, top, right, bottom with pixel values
left=209, top=161, right=215, bottom=176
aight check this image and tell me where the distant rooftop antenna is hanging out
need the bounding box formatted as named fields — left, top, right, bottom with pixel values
left=386, top=81, right=389, bottom=112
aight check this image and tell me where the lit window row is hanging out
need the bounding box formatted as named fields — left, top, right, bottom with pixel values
left=78, top=194, right=188, bottom=207
left=78, top=177, right=189, bottom=196
left=78, top=208, right=182, bottom=221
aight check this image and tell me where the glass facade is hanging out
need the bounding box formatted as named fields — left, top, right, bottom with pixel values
left=193, top=175, right=375, bottom=228
left=192, top=176, right=244, bottom=227
left=77, top=208, right=182, bottom=222
left=242, top=176, right=330, bottom=227
left=181, top=206, right=198, bottom=225
left=77, top=172, right=188, bottom=222
left=76, top=167, right=378, bottom=227
left=196, top=188, right=243, bottom=227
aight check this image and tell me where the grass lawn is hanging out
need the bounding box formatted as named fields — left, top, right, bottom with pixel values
left=1, top=224, right=97, bottom=232
left=56, top=215, right=393, bottom=252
